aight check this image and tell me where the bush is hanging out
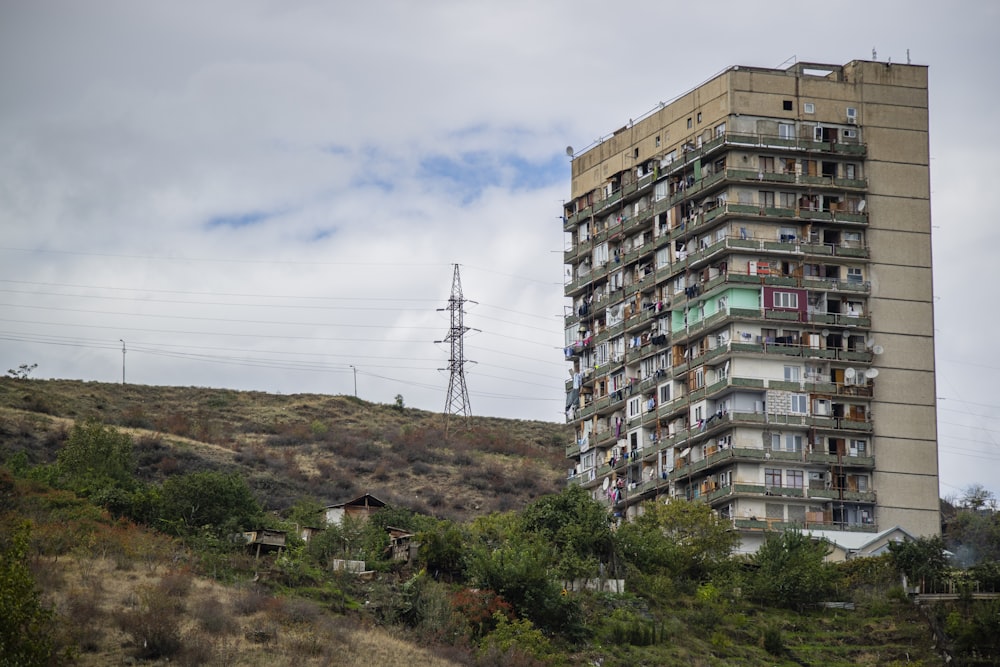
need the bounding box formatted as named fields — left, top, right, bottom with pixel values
left=115, top=587, right=183, bottom=659
left=0, top=521, right=57, bottom=665
left=192, top=596, right=236, bottom=635
left=761, top=625, right=784, bottom=655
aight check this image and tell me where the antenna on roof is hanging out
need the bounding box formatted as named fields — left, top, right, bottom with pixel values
left=907, top=49, right=911, bottom=65
left=872, top=47, right=877, bottom=60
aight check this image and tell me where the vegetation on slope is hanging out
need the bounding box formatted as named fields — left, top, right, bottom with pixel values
left=1, top=377, right=998, bottom=665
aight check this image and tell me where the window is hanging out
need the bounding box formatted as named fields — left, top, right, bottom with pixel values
left=773, top=292, right=798, bottom=309
left=779, top=192, right=796, bottom=208
left=687, top=117, right=693, bottom=129
left=784, top=434, right=803, bottom=452
left=787, top=504, right=806, bottom=522
left=759, top=191, right=774, bottom=207
left=850, top=439, right=867, bottom=456
left=846, top=267, right=863, bottom=284
left=790, top=395, right=807, bottom=414
left=787, top=470, right=804, bottom=489
left=697, top=112, right=702, bottom=123
left=627, top=396, right=641, bottom=419
left=765, top=503, right=784, bottom=519
left=778, top=123, right=794, bottom=140
left=759, top=156, right=775, bottom=172
left=633, top=147, right=639, bottom=159
left=784, top=365, right=801, bottom=381
left=659, top=383, right=671, bottom=404
left=655, top=135, right=661, bottom=147
left=715, top=122, right=726, bottom=137
left=765, top=468, right=782, bottom=487
left=783, top=100, right=793, bottom=111
left=856, top=475, right=868, bottom=491
left=804, top=102, right=815, bottom=114
left=845, top=163, right=857, bottom=180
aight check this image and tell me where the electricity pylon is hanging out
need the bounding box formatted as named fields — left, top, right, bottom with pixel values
left=437, top=264, right=475, bottom=420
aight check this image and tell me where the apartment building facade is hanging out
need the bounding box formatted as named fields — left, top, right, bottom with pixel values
left=562, top=60, right=939, bottom=551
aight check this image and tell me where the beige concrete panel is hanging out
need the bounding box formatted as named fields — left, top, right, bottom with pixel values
left=872, top=368, right=937, bottom=404
left=873, top=404, right=938, bottom=442
left=875, top=475, right=942, bottom=514
left=868, top=264, right=933, bottom=301
left=866, top=330, right=936, bottom=366
left=864, top=127, right=930, bottom=164
left=853, top=83, right=927, bottom=109
left=867, top=228, right=932, bottom=263
left=862, top=104, right=929, bottom=131
left=865, top=162, right=930, bottom=199
left=848, top=61, right=928, bottom=89
left=732, top=92, right=803, bottom=119
left=865, top=195, right=931, bottom=233
left=732, top=70, right=798, bottom=96
left=876, top=506, right=941, bottom=537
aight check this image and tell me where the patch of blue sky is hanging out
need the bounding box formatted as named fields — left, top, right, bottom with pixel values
left=418, top=151, right=564, bottom=203
left=309, top=227, right=337, bottom=242
left=321, top=143, right=352, bottom=156
left=205, top=209, right=280, bottom=229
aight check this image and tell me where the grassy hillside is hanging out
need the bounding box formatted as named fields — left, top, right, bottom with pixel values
left=0, top=377, right=571, bottom=520
left=0, top=377, right=966, bottom=666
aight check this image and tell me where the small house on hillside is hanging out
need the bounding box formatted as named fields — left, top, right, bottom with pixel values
left=242, top=528, right=287, bottom=559
left=803, top=525, right=916, bottom=562
left=324, top=493, right=386, bottom=526
left=385, top=526, right=419, bottom=564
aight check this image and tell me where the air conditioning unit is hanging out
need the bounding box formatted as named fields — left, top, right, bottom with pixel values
left=846, top=107, right=858, bottom=124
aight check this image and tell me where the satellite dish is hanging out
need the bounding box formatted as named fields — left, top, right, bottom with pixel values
left=872, top=345, right=884, bottom=355
left=865, top=335, right=876, bottom=347
left=566, top=146, right=575, bottom=157
left=821, top=329, right=830, bottom=338
left=865, top=368, right=880, bottom=379
left=858, top=200, right=867, bottom=212
left=602, top=477, right=610, bottom=491
left=845, top=368, right=857, bottom=379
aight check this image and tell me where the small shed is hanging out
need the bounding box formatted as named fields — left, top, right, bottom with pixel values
left=385, top=526, right=419, bottom=564
left=324, top=493, right=386, bottom=526
left=242, top=528, right=287, bottom=559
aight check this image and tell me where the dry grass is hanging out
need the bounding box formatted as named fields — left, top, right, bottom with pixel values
left=41, top=552, right=463, bottom=666
left=0, top=378, right=571, bottom=522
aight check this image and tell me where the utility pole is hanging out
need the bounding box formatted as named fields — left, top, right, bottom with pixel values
left=349, top=365, right=358, bottom=398
left=436, top=264, right=475, bottom=422
left=119, top=339, right=126, bottom=385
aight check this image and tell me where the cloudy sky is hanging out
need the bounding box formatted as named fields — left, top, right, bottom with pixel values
left=1, top=1, right=997, bottom=500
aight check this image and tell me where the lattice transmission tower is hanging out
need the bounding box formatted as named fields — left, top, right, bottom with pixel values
left=436, top=264, right=475, bottom=419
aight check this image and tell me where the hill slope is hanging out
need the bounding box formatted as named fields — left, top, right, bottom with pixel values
left=0, top=378, right=571, bottom=520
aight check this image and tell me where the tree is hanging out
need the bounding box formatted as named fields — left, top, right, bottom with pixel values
left=960, top=483, right=997, bottom=512
left=419, top=519, right=467, bottom=580
left=888, top=535, right=949, bottom=588
left=0, top=521, right=56, bottom=665
left=747, top=530, right=836, bottom=607
left=158, top=470, right=262, bottom=537
left=519, top=484, right=614, bottom=581
left=6, top=363, right=37, bottom=380
left=57, top=418, right=135, bottom=495
left=616, top=499, right=739, bottom=582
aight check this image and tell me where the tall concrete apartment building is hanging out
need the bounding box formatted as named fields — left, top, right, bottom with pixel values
left=562, top=59, right=939, bottom=551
